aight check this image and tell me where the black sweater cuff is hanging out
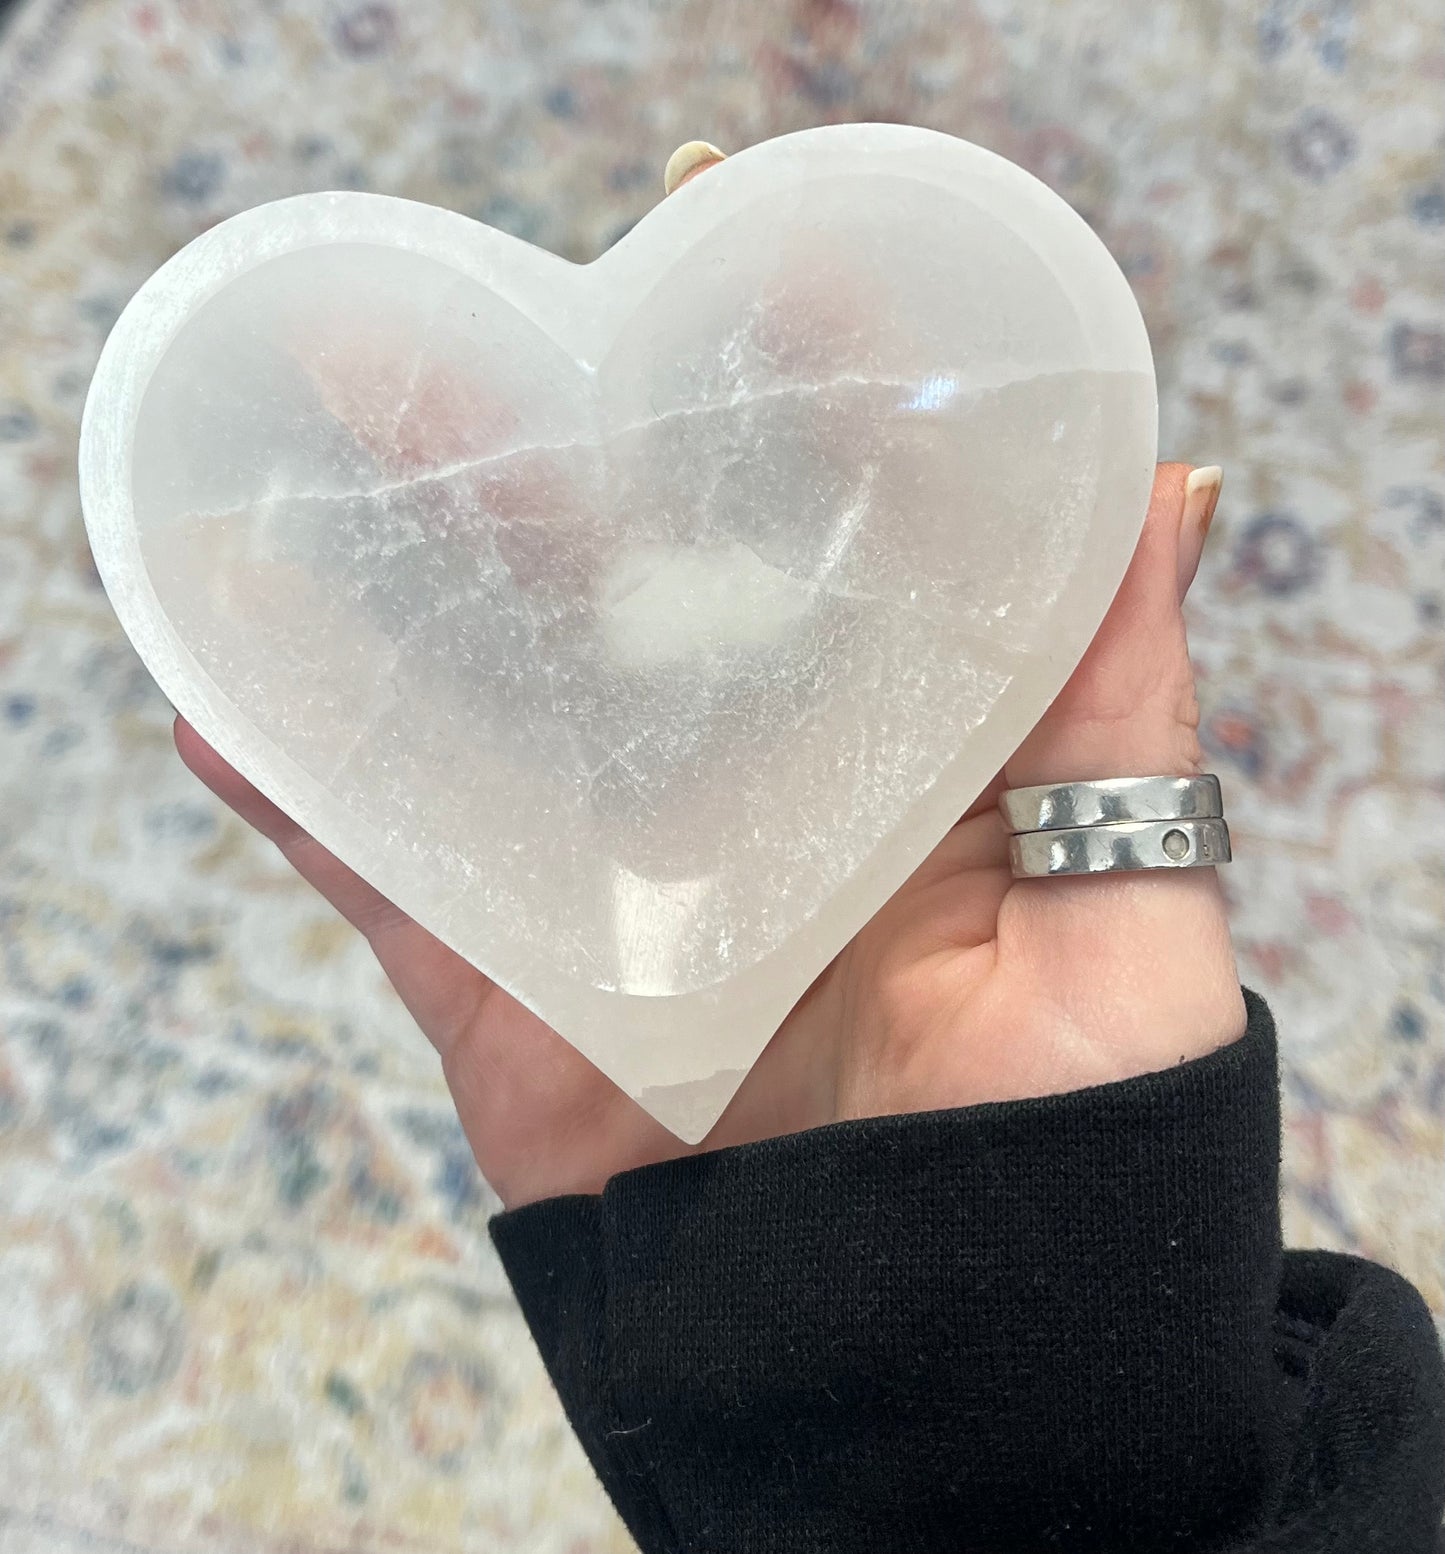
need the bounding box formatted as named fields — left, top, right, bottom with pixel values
left=491, top=992, right=1445, bottom=1553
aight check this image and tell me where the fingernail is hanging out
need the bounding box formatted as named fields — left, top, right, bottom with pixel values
left=1178, top=464, right=1223, bottom=600
left=663, top=140, right=726, bottom=195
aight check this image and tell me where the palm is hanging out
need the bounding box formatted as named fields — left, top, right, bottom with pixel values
left=179, top=462, right=1244, bottom=1209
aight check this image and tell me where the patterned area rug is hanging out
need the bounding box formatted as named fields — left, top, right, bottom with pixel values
left=0, top=1, right=1441, bottom=1550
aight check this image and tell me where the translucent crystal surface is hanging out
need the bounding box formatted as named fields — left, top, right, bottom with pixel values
left=79, top=124, right=1157, bottom=1140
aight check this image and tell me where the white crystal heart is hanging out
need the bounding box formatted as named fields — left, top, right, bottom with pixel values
left=79, top=124, right=1157, bottom=1142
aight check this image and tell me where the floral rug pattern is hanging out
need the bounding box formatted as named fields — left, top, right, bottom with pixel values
left=1, top=0, right=1441, bottom=1549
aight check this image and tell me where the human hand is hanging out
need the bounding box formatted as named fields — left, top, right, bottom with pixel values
left=177, top=145, right=1242, bottom=1209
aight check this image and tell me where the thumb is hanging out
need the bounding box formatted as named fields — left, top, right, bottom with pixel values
left=1006, top=462, right=1212, bottom=786
left=997, top=461, right=1246, bottom=1068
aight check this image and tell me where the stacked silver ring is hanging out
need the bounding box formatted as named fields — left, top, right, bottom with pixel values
left=999, top=775, right=1232, bottom=879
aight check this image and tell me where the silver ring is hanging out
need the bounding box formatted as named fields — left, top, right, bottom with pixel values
left=1009, top=817, right=1233, bottom=878
left=999, top=774, right=1223, bottom=834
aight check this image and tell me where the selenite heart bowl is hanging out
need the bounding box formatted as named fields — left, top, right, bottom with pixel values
left=80, top=123, right=1157, bottom=1140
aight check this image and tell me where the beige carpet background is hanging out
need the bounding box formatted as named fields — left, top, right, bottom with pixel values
left=1, top=1, right=1441, bottom=1549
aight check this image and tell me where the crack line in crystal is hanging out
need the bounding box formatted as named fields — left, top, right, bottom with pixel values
left=182, top=365, right=1080, bottom=522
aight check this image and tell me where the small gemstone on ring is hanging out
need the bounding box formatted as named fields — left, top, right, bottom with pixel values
left=1162, top=827, right=1191, bottom=861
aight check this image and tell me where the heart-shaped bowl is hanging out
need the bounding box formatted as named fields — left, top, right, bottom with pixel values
left=80, top=123, right=1157, bottom=1141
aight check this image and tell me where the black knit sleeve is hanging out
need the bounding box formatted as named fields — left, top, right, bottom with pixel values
left=490, top=992, right=1445, bottom=1553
